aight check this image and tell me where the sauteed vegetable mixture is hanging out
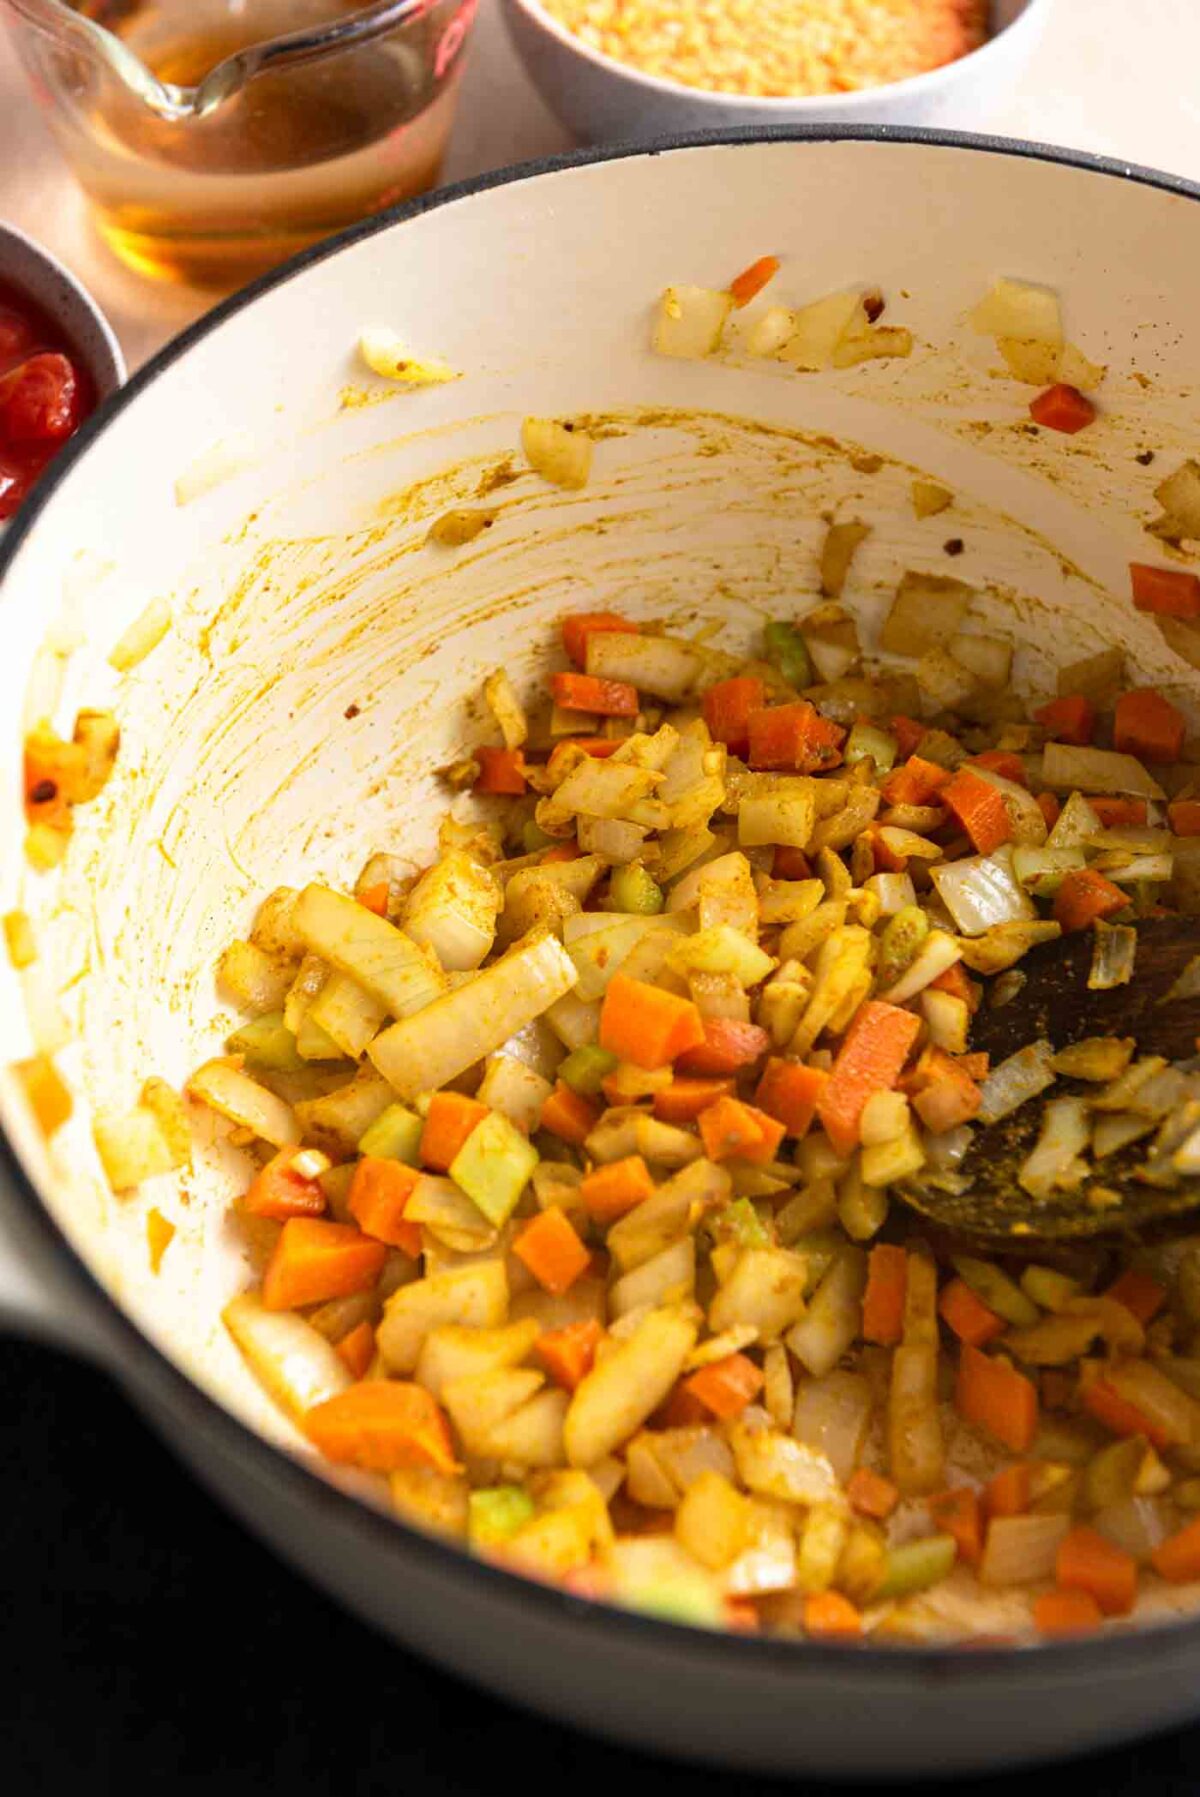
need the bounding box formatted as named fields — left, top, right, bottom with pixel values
left=16, top=270, right=1200, bottom=1643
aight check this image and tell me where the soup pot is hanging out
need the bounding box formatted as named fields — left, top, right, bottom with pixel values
left=2, top=131, right=1200, bottom=1778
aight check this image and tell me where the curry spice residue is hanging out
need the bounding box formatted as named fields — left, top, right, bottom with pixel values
left=540, top=0, right=989, bottom=97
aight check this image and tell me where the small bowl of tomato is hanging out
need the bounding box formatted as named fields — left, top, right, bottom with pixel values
left=0, top=224, right=125, bottom=524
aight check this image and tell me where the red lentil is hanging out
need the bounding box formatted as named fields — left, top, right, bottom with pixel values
left=541, top=0, right=989, bottom=98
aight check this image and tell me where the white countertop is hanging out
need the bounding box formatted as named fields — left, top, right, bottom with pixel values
left=1, top=0, right=1197, bottom=370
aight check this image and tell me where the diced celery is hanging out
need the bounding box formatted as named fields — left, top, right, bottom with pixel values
left=876, top=905, right=929, bottom=991
left=710, top=1198, right=771, bottom=1250
left=358, top=1101, right=424, bottom=1165
left=844, top=721, right=897, bottom=773
left=1019, top=1264, right=1082, bottom=1313
left=952, top=1255, right=1040, bottom=1328
left=610, top=862, right=665, bottom=916
left=763, top=620, right=813, bottom=690
left=523, top=819, right=556, bottom=853
left=450, top=1110, right=539, bottom=1226
left=226, top=1012, right=306, bottom=1073
left=872, top=1532, right=957, bottom=1601
left=559, top=1044, right=618, bottom=1097
left=468, top=1485, right=535, bottom=1546
left=621, top=1576, right=725, bottom=1628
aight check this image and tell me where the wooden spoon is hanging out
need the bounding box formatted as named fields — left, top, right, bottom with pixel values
left=898, top=916, right=1200, bottom=1242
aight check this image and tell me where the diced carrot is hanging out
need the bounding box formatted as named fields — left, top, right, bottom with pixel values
left=1169, top=800, right=1200, bottom=837
left=1041, top=1370, right=1074, bottom=1412
left=682, top=1352, right=764, bottom=1420
left=938, top=1276, right=1004, bottom=1348
left=348, top=1156, right=422, bottom=1255
left=955, top=1345, right=1039, bottom=1453
left=513, top=1206, right=591, bottom=1295
left=599, top=973, right=706, bottom=1069
left=880, top=754, right=951, bottom=808
left=1029, top=383, right=1096, bottom=433
left=865, top=825, right=909, bottom=875
left=1034, top=694, right=1096, bottom=747
left=335, top=1319, right=376, bottom=1380
left=703, top=676, right=766, bottom=755
left=1105, top=1268, right=1167, bottom=1326
left=1113, top=687, right=1186, bottom=765
left=984, top=1463, right=1031, bottom=1519
left=890, top=715, right=928, bottom=760
left=1082, top=1377, right=1169, bottom=1450
left=243, top=1147, right=328, bottom=1221
left=305, top=1380, right=460, bottom=1475
left=542, top=842, right=583, bottom=863
left=862, top=1243, right=907, bottom=1346
left=928, top=1487, right=983, bottom=1566
left=1036, top=790, right=1062, bottom=830
left=728, top=254, right=780, bottom=308
left=772, top=845, right=813, bottom=880
left=753, top=1058, right=828, bottom=1138
left=262, top=1217, right=387, bottom=1311
left=657, top=1381, right=711, bottom=1428
left=846, top=1467, right=899, bottom=1520
left=697, top=1096, right=786, bottom=1165
left=1056, top=1526, right=1137, bottom=1617
left=954, top=1051, right=989, bottom=1079
left=1033, top=1589, right=1103, bottom=1638
left=1090, top=797, right=1147, bottom=828
left=357, top=880, right=390, bottom=917
left=746, top=700, right=845, bottom=774
left=942, top=766, right=1012, bottom=854
left=536, top=1318, right=603, bottom=1391
left=1053, top=867, right=1127, bottom=933
left=561, top=611, right=638, bottom=667
left=803, top=1591, right=863, bottom=1639
left=1130, top=563, right=1200, bottom=621
left=540, top=1080, right=600, bottom=1147
left=474, top=747, right=527, bottom=794
left=420, top=1092, right=489, bottom=1172
left=817, top=1000, right=922, bottom=1155
left=971, top=749, right=1028, bottom=786
left=22, top=735, right=75, bottom=830
left=675, top=1016, right=770, bottom=1076
left=580, top=1154, right=655, bottom=1223
left=910, top=1049, right=983, bottom=1135
left=1150, top=1514, right=1200, bottom=1584
left=551, top=671, right=639, bottom=717
left=725, top=1599, right=760, bottom=1634
left=930, top=962, right=981, bottom=1012
left=653, top=1077, right=736, bottom=1123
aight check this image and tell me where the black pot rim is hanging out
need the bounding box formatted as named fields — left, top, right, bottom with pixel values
left=5, top=125, right=1200, bottom=1694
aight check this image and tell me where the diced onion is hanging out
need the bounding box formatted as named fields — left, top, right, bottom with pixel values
left=1042, top=743, right=1165, bottom=802
left=968, top=278, right=1063, bottom=346
left=976, top=1039, right=1056, bottom=1124
left=108, top=597, right=171, bottom=672
left=653, top=286, right=733, bottom=360
left=587, top=631, right=702, bottom=702
left=187, top=1060, right=299, bottom=1147
left=1089, top=921, right=1137, bottom=991
left=521, top=417, right=592, bottom=489
left=1019, top=1096, right=1090, bottom=1198
left=979, top=1513, right=1069, bottom=1587
left=359, top=327, right=457, bottom=385
left=931, top=845, right=1035, bottom=937
left=878, top=928, right=961, bottom=1003
left=224, top=1293, right=352, bottom=1423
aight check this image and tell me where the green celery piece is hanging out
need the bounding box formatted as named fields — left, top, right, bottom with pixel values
left=559, top=1044, right=618, bottom=1098
left=876, top=905, right=929, bottom=991
left=1019, top=1264, right=1082, bottom=1313
left=468, top=1485, right=535, bottom=1546
left=610, top=862, right=665, bottom=916
left=763, top=620, right=813, bottom=690
left=451, top=1110, right=539, bottom=1226
left=953, top=1255, right=1040, bottom=1328
left=226, top=1012, right=305, bottom=1073
left=873, top=1533, right=957, bottom=1602
left=523, top=819, right=556, bottom=853
left=620, top=1575, right=724, bottom=1629
left=358, top=1101, right=424, bottom=1165
left=712, top=1198, right=770, bottom=1250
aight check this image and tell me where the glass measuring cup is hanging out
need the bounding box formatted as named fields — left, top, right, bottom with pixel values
left=3, top=0, right=479, bottom=287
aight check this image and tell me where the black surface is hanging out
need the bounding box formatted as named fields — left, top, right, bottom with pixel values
left=3, top=1337, right=1200, bottom=1795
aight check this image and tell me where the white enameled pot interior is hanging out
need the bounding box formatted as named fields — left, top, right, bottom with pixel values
left=1, top=136, right=1200, bottom=1614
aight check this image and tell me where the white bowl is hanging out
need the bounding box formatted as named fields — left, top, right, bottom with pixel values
left=2, top=132, right=1200, bottom=1777
left=0, top=224, right=124, bottom=402
left=501, top=0, right=1048, bottom=141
